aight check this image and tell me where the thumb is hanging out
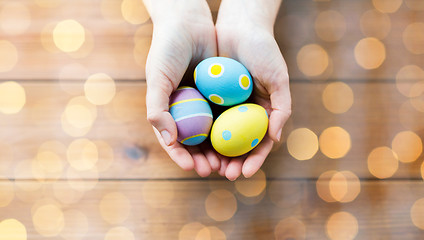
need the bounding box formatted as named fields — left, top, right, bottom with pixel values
left=146, top=82, right=178, bottom=146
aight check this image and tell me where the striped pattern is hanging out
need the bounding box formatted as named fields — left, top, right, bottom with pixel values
left=169, top=98, right=208, bottom=108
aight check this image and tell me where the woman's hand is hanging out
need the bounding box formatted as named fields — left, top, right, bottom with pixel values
left=215, top=0, right=291, bottom=180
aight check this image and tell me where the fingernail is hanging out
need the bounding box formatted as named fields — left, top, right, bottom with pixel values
left=161, top=130, right=171, bottom=146
left=277, top=128, right=282, bottom=142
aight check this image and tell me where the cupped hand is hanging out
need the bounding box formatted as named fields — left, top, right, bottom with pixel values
left=215, top=0, right=291, bottom=180
left=144, top=0, right=228, bottom=177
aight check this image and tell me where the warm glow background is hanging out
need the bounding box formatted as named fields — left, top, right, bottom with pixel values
left=1, top=0, right=424, bottom=239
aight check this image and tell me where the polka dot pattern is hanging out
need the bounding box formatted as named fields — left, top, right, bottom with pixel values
left=251, top=138, right=259, bottom=147
left=209, top=94, right=224, bottom=105
left=222, top=130, right=232, bottom=141
left=239, top=74, right=251, bottom=90
left=208, top=63, right=224, bottom=78
left=238, top=106, right=248, bottom=112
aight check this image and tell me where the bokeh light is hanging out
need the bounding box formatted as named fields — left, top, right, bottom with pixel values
left=405, top=0, right=424, bottom=10
left=67, top=138, right=98, bottom=171
left=319, top=126, right=351, bottom=159
left=0, top=178, right=14, bottom=207
left=316, top=170, right=339, bottom=202
left=0, top=41, right=18, bottom=72
left=101, top=0, right=125, bottom=24
left=322, top=82, right=354, bottom=114
left=60, top=210, right=88, bottom=239
left=99, top=192, right=131, bottom=225
left=268, top=181, right=303, bottom=208
left=53, top=19, right=85, bottom=52
left=0, top=2, right=31, bottom=35
left=32, top=204, right=65, bottom=237
left=205, top=189, right=237, bottom=222
left=121, top=0, right=150, bottom=25
left=329, top=171, right=361, bottom=202
left=196, top=226, right=227, bottom=240
left=326, top=211, right=358, bottom=240
left=411, top=198, right=424, bottom=230
left=62, top=96, right=97, bottom=137
left=402, top=22, right=424, bottom=55
left=391, top=131, right=422, bottom=163
left=84, top=73, right=116, bottom=105
left=66, top=167, right=99, bottom=192
left=0, top=219, right=27, bottom=240
left=274, top=217, right=306, bottom=240
left=35, top=0, right=61, bottom=8
left=372, top=0, right=402, bottom=13
left=395, top=65, right=424, bottom=98
left=314, top=10, right=346, bottom=42
left=105, top=226, right=135, bottom=240
left=367, top=146, right=399, bottom=179
left=297, top=44, right=329, bottom=77
left=399, top=101, right=424, bottom=131
left=134, top=37, right=152, bottom=68
left=354, top=37, right=386, bottom=69
left=234, top=169, right=266, bottom=197
left=179, top=222, right=205, bottom=240
left=142, top=181, right=174, bottom=208
left=287, top=128, right=319, bottom=160
left=360, top=10, right=391, bottom=40
left=32, top=150, right=64, bottom=181
left=0, top=81, right=26, bottom=114
left=53, top=182, right=85, bottom=205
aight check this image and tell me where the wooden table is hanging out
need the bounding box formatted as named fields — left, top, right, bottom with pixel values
left=1, top=0, right=424, bottom=239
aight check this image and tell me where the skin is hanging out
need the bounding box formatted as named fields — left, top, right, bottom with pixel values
left=143, top=0, right=291, bottom=180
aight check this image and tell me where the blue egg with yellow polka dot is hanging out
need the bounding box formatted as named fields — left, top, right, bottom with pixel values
left=194, top=57, right=253, bottom=106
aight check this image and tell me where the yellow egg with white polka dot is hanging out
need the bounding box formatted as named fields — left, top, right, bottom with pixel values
left=211, top=103, right=268, bottom=157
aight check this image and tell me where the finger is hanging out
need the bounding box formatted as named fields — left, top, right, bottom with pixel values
left=200, top=143, right=221, bottom=171
left=153, top=127, right=194, bottom=171
left=242, top=136, right=274, bottom=178
left=267, top=71, right=291, bottom=142
left=225, top=156, right=245, bottom=181
left=187, top=146, right=212, bottom=177
left=218, top=155, right=230, bottom=176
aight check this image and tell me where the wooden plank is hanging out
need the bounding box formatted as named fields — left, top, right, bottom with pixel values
left=0, top=180, right=423, bottom=239
left=0, top=0, right=422, bottom=80
left=0, top=81, right=422, bottom=180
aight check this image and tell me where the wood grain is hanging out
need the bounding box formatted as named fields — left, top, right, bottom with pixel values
left=0, top=180, right=423, bottom=239
left=0, top=81, right=422, bottom=180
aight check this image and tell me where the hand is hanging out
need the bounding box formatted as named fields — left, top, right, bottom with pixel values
left=144, top=0, right=229, bottom=177
left=215, top=0, right=291, bottom=180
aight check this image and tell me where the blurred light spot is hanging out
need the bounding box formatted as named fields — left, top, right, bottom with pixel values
left=61, top=113, right=91, bottom=137
left=327, top=171, right=361, bottom=203
left=32, top=204, right=65, bottom=237
left=179, top=222, right=205, bottom=240
left=399, top=101, right=424, bottom=131
left=64, top=104, right=95, bottom=129
left=316, top=170, right=338, bottom=202
left=297, top=44, right=329, bottom=77
left=367, top=146, right=399, bottom=179
left=319, top=126, right=351, bottom=159
left=101, top=0, right=125, bottom=23
left=0, top=219, right=27, bottom=240
left=405, top=0, right=424, bottom=10
left=0, top=41, right=18, bottom=72
left=196, top=227, right=211, bottom=240
left=66, top=167, right=99, bottom=192
left=268, top=181, right=302, bottom=208
left=329, top=172, right=348, bottom=202
left=274, top=217, right=306, bottom=240
left=360, top=10, right=391, bottom=39
left=338, top=171, right=361, bottom=203
left=105, top=227, right=135, bottom=240
left=53, top=20, right=85, bottom=52
left=199, top=226, right=226, bottom=240
left=236, top=188, right=266, bottom=205
left=411, top=198, right=424, bottom=230
left=287, top=128, right=319, bottom=160
left=67, top=139, right=98, bottom=171
left=40, top=22, right=59, bottom=53
left=99, top=192, right=131, bottom=224
left=32, top=150, right=64, bottom=181
left=134, top=37, right=152, bottom=68
left=142, top=181, right=174, bottom=208
left=326, top=211, right=358, bottom=240
left=134, top=23, right=153, bottom=43
left=314, top=10, right=346, bottom=42
left=59, top=63, right=89, bottom=87
left=94, top=141, right=115, bottom=172
left=205, top=189, right=237, bottom=221
left=421, top=161, right=424, bottom=180
left=107, top=89, right=145, bottom=123
left=372, top=0, right=402, bottom=13
left=60, top=210, right=88, bottom=240
left=391, top=131, right=422, bottom=163
left=14, top=160, right=43, bottom=195
left=395, top=65, right=424, bottom=97
left=53, top=182, right=84, bottom=205
left=235, top=169, right=266, bottom=197
left=0, top=3, right=31, bottom=35
left=0, top=178, right=14, bottom=208
left=35, top=0, right=61, bottom=8
left=322, top=82, right=353, bottom=114
left=354, top=37, right=386, bottom=69
left=403, top=22, right=424, bottom=55
left=67, top=29, right=94, bottom=59
left=0, top=82, right=26, bottom=114
left=84, top=73, right=116, bottom=105
left=121, top=0, right=150, bottom=25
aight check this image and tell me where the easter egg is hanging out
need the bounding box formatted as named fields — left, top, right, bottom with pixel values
left=210, top=103, right=268, bottom=157
left=194, top=57, right=253, bottom=106
left=169, top=86, right=213, bottom=146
